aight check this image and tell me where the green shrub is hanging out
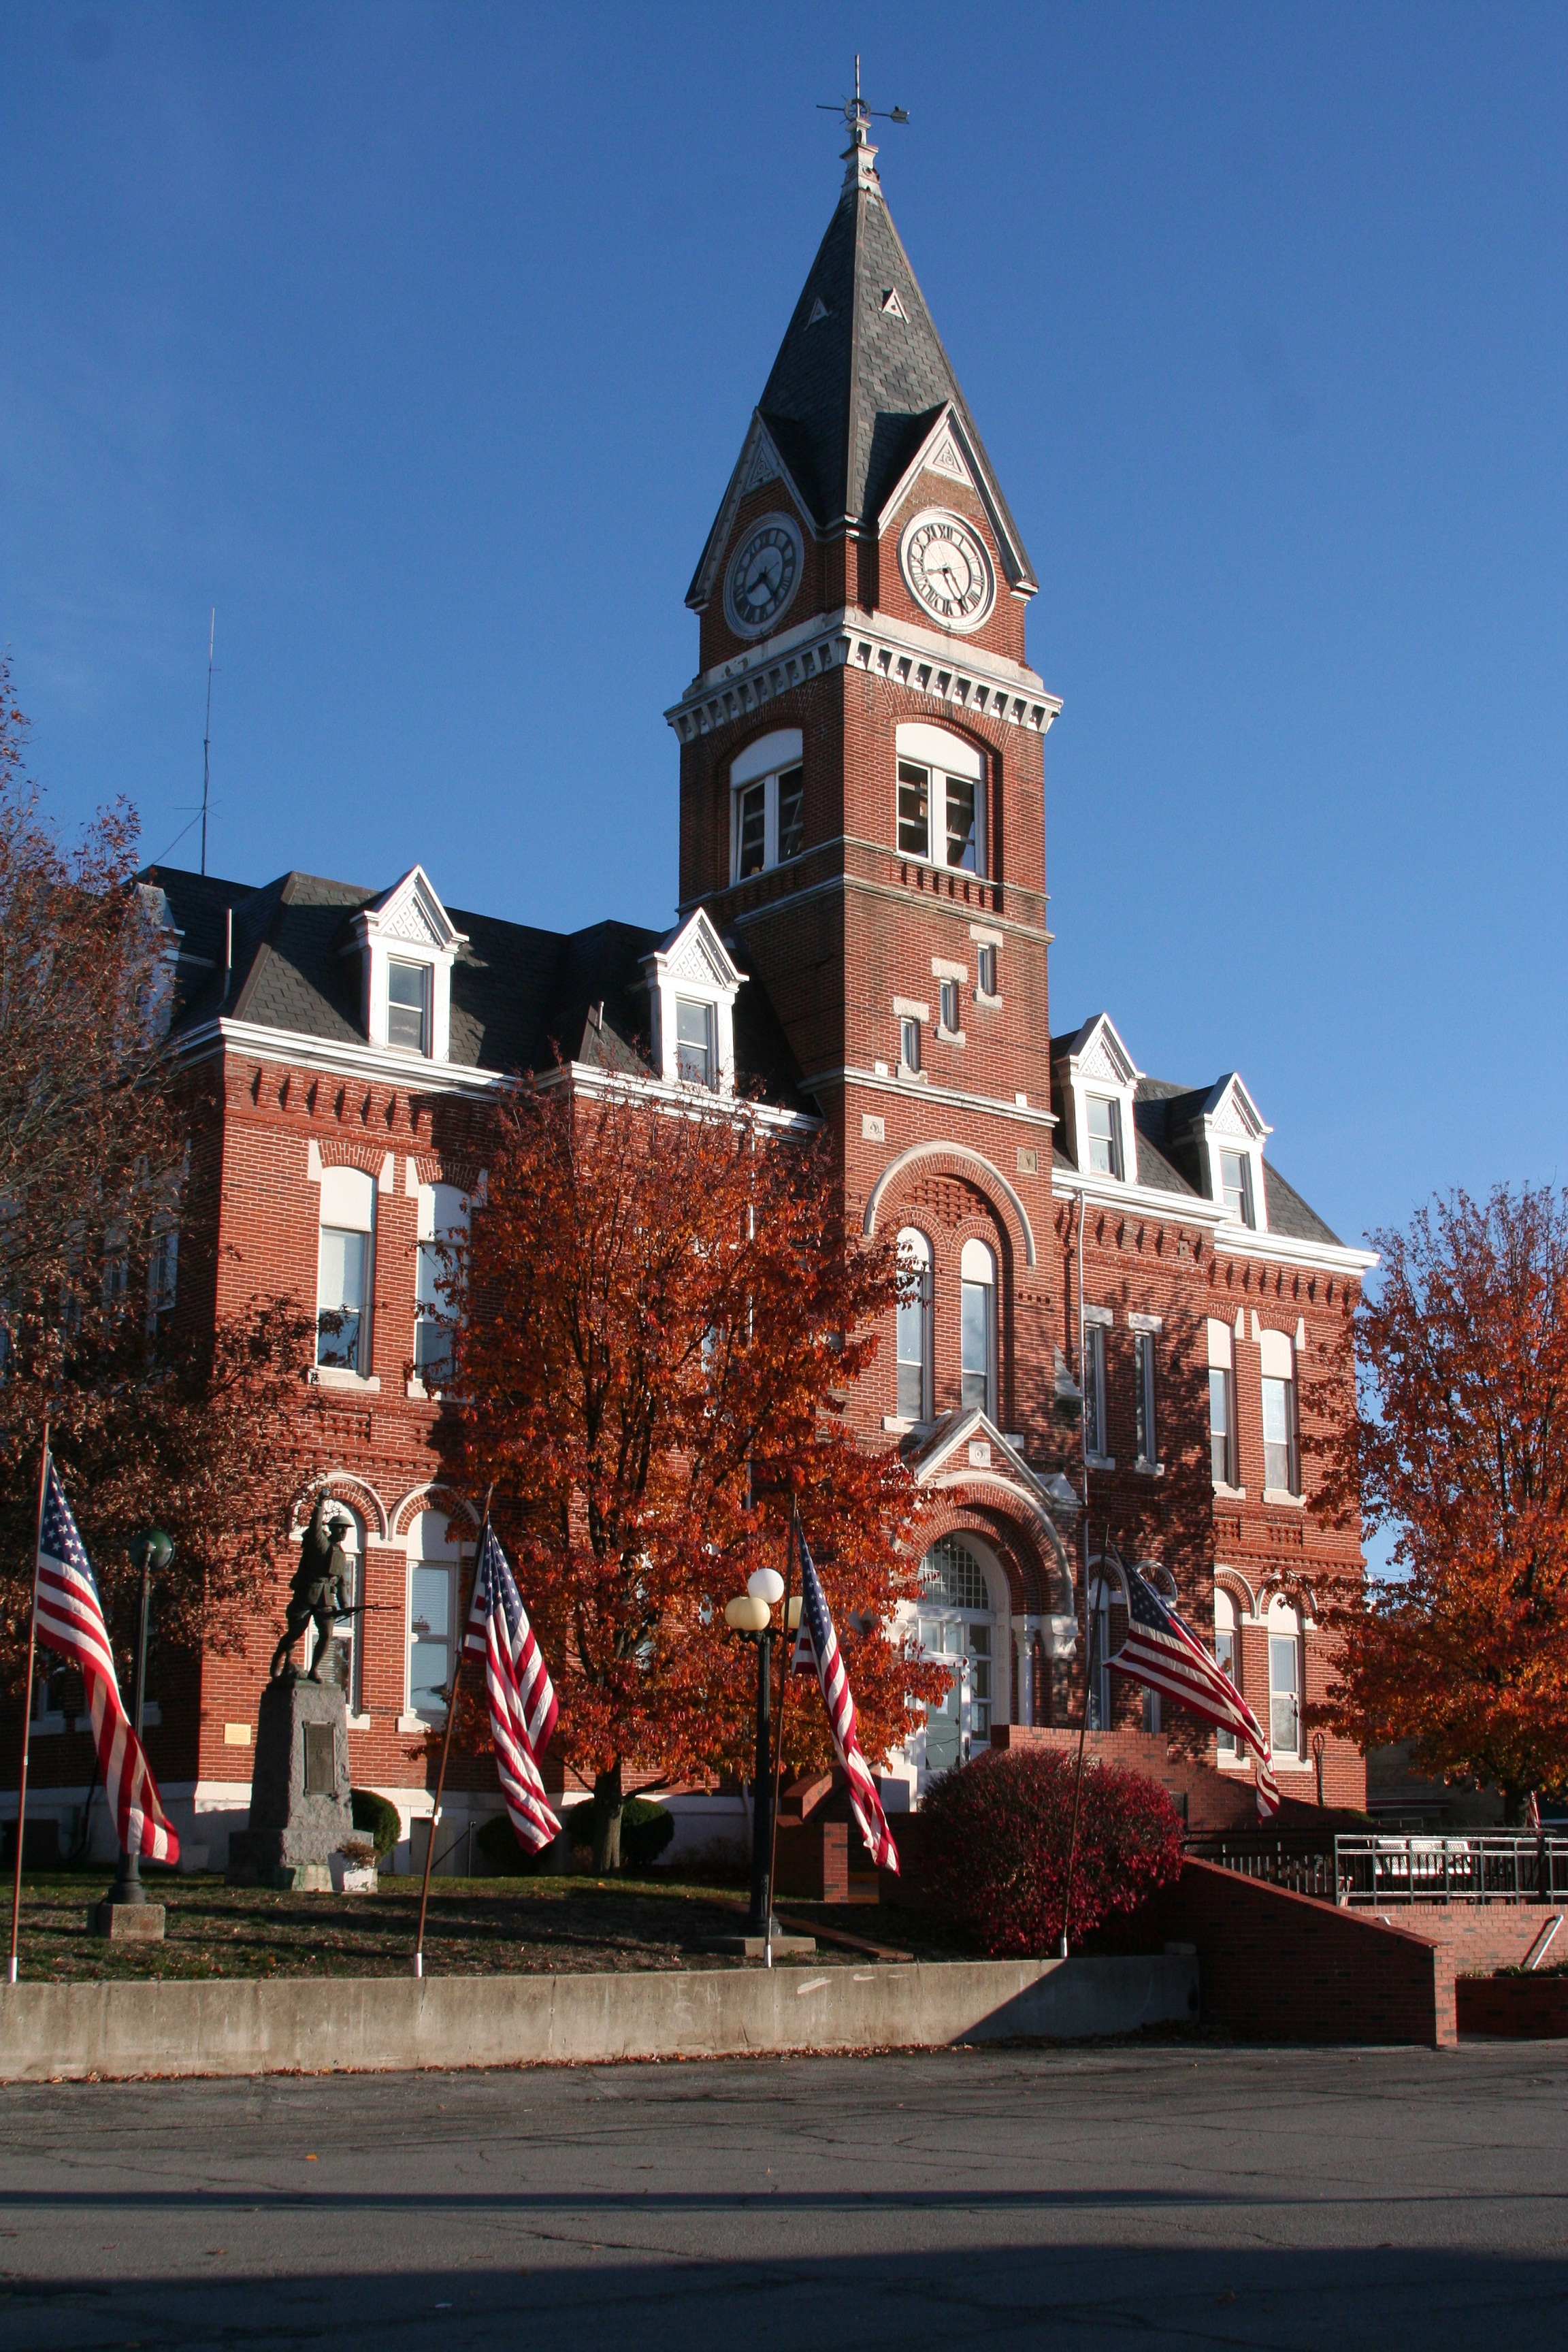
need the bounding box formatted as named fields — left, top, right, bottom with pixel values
left=349, top=1787, right=402, bottom=1861
left=566, top=1795, right=676, bottom=1869
left=921, top=1746, right=1185, bottom=1956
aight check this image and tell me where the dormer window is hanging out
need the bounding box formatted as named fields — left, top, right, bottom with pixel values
left=731, top=730, right=804, bottom=881
left=642, top=909, right=745, bottom=1095
left=348, top=867, right=468, bottom=1064
left=675, top=999, right=715, bottom=1089
left=1085, top=1096, right=1123, bottom=1179
left=1220, top=1149, right=1254, bottom=1227
left=387, top=960, right=429, bottom=1054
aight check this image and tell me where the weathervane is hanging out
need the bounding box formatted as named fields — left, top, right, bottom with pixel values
left=817, top=53, right=909, bottom=146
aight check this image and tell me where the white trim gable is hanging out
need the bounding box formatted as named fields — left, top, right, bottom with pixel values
left=1053, top=1013, right=1141, bottom=1186
left=639, top=908, right=745, bottom=1094
left=1193, top=1074, right=1273, bottom=1236
left=875, top=402, right=1037, bottom=598
left=348, top=868, right=468, bottom=1062
left=685, top=412, right=818, bottom=614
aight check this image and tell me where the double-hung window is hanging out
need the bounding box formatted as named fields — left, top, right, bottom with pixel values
left=1259, top=1329, right=1301, bottom=1496
left=316, top=1165, right=375, bottom=1375
left=1134, top=1330, right=1158, bottom=1467
left=960, top=1239, right=995, bottom=1416
left=415, top=1181, right=468, bottom=1388
left=975, top=943, right=997, bottom=998
left=1085, top=1096, right=1122, bottom=1178
left=1082, top=1317, right=1109, bottom=1459
left=675, top=998, right=715, bottom=1088
left=938, top=977, right=960, bottom=1034
left=730, top=730, right=805, bottom=879
left=895, top=1228, right=931, bottom=1421
left=899, top=1013, right=922, bottom=1075
left=1207, top=1317, right=1237, bottom=1487
left=147, top=1228, right=178, bottom=1328
left=1220, top=1149, right=1255, bottom=1226
left=1269, top=1605, right=1303, bottom=1758
left=406, top=1510, right=463, bottom=1725
left=1214, top=1590, right=1239, bottom=1754
left=387, top=959, right=429, bottom=1054
left=894, top=724, right=986, bottom=873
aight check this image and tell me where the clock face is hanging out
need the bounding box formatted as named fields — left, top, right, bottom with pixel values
left=898, top=509, right=995, bottom=632
left=724, top=514, right=803, bottom=638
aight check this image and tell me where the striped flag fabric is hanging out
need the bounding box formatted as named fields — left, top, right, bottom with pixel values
left=462, top=1524, right=561, bottom=1855
left=791, top=1527, right=899, bottom=1872
left=33, top=1456, right=180, bottom=1865
left=1107, top=1558, right=1281, bottom=1821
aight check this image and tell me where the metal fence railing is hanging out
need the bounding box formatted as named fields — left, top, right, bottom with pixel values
left=1187, top=1829, right=1568, bottom=1908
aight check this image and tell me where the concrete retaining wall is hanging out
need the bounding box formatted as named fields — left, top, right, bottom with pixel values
left=0, top=1953, right=1196, bottom=2082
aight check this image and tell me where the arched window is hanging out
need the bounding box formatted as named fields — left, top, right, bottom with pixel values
left=1213, top=1586, right=1240, bottom=1756
left=1267, top=1595, right=1304, bottom=1759
left=407, top=1509, right=468, bottom=1725
left=894, top=723, right=986, bottom=875
left=895, top=1228, right=931, bottom=1422
left=918, top=1536, right=994, bottom=1770
left=960, top=1237, right=995, bottom=1417
left=730, top=729, right=804, bottom=881
left=415, top=1181, right=469, bottom=1388
left=1086, top=1559, right=1126, bottom=1731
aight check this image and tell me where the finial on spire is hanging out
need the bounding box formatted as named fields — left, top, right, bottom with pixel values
left=817, top=54, right=908, bottom=192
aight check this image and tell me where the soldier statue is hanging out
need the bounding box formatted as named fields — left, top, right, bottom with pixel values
left=270, top=1494, right=355, bottom=1682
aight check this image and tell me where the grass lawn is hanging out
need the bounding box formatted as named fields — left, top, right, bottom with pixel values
left=5, top=1869, right=946, bottom=1982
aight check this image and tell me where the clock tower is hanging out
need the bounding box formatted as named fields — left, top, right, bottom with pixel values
left=666, top=103, right=1071, bottom=1633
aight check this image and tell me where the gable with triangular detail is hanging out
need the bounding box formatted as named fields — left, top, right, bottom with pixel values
left=639, top=909, right=746, bottom=1092
left=349, top=866, right=470, bottom=1062
left=874, top=403, right=1035, bottom=594
left=685, top=411, right=817, bottom=613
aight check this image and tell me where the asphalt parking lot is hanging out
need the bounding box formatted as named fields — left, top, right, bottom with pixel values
left=1, top=2040, right=1565, bottom=2349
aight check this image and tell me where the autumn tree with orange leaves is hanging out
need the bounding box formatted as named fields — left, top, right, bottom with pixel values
left=439, top=1079, right=947, bottom=1867
left=1311, top=1185, right=1568, bottom=1814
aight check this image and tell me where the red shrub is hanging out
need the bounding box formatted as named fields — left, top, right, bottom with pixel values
left=921, top=1746, right=1185, bottom=1956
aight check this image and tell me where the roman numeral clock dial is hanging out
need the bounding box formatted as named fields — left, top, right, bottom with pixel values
left=899, top=508, right=995, bottom=632
left=723, top=513, right=804, bottom=638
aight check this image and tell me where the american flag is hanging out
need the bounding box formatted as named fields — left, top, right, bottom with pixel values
left=462, top=1524, right=561, bottom=1855
left=33, top=1456, right=180, bottom=1865
left=1107, top=1558, right=1280, bottom=1820
left=790, top=1526, right=899, bottom=1872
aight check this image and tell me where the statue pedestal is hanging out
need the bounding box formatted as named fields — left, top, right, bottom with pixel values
left=227, top=1676, right=353, bottom=1889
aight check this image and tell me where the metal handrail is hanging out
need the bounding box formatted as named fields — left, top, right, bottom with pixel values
left=1188, top=1830, right=1568, bottom=1908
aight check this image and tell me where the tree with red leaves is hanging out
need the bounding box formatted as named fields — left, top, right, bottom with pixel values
left=440, top=1078, right=948, bottom=1867
left=1311, top=1185, right=1568, bottom=1814
left=0, top=660, right=315, bottom=1690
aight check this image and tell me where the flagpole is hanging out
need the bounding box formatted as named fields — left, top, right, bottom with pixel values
left=1058, top=1521, right=1107, bottom=1963
left=7, top=1426, right=50, bottom=1987
left=412, top=1484, right=493, bottom=1980
left=763, top=1506, right=798, bottom=1971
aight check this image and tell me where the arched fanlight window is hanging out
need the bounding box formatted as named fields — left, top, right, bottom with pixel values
left=896, top=1228, right=931, bottom=1421
left=960, top=1237, right=995, bottom=1417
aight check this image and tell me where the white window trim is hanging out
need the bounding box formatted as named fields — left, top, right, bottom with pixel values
left=1081, top=1319, right=1112, bottom=1469
left=729, top=729, right=805, bottom=881
left=348, top=866, right=468, bottom=1064
left=1055, top=1015, right=1141, bottom=1188
left=640, top=909, right=744, bottom=1095
left=894, top=721, right=987, bottom=877
left=1197, top=1077, right=1273, bottom=1235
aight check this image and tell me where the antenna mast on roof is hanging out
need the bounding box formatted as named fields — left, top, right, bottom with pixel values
left=200, top=608, right=216, bottom=876
left=817, top=52, right=909, bottom=142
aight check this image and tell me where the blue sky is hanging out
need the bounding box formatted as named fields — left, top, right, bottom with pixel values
left=3, top=3, right=1565, bottom=1257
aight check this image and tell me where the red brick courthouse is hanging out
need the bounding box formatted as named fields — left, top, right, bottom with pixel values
left=22, top=119, right=1375, bottom=1873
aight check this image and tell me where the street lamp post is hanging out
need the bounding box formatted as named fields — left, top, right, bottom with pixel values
left=725, top=1566, right=785, bottom=1941
left=105, top=1529, right=174, bottom=1908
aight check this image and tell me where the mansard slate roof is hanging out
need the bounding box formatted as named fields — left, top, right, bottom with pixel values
left=735, top=154, right=1035, bottom=566
left=141, top=864, right=809, bottom=1111
left=1048, top=1029, right=1343, bottom=1249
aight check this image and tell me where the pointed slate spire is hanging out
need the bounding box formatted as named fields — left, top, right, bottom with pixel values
left=753, top=134, right=1036, bottom=581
